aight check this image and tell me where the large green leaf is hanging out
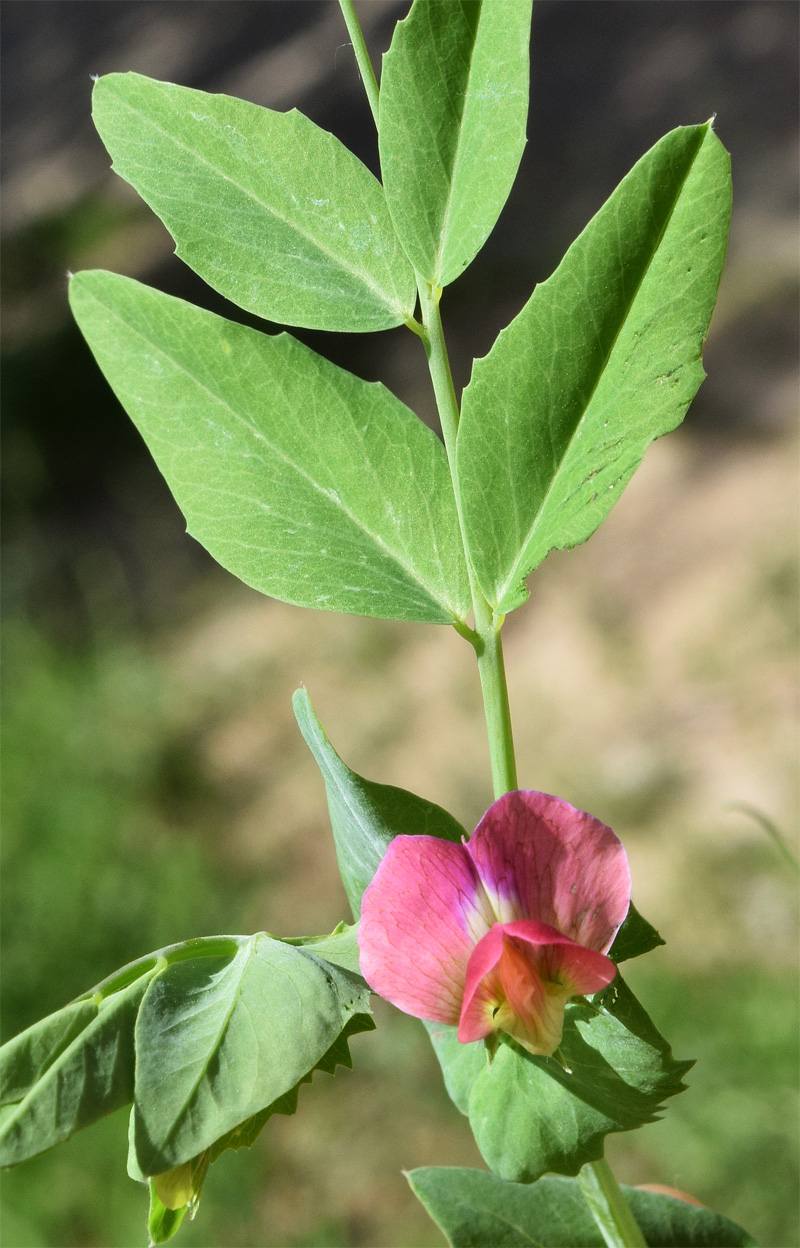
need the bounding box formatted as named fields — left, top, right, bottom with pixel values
left=457, top=123, right=731, bottom=613
left=0, top=927, right=371, bottom=1188
left=379, top=0, right=532, bottom=288
left=428, top=978, right=691, bottom=1184
left=293, top=686, right=466, bottom=916
left=69, top=271, right=470, bottom=625
left=407, top=1168, right=756, bottom=1247
left=130, top=931, right=371, bottom=1175
left=131, top=1011, right=372, bottom=1242
left=92, top=73, right=416, bottom=332
left=0, top=964, right=157, bottom=1166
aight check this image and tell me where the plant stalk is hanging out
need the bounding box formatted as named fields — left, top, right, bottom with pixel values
left=417, top=281, right=517, bottom=798
left=337, top=0, right=380, bottom=127
left=579, top=1158, right=648, bottom=1248
left=339, top=8, right=645, bottom=1245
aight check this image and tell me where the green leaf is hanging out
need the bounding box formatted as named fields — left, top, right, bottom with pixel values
left=379, top=0, right=532, bottom=288
left=407, top=1168, right=757, bottom=1247
left=130, top=1009, right=372, bottom=1241
left=281, top=921, right=364, bottom=977
left=429, top=978, right=691, bottom=1183
left=92, top=73, right=416, bottom=332
left=130, top=931, right=372, bottom=1175
left=69, top=270, right=470, bottom=625
left=0, top=999, right=99, bottom=1108
left=457, top=123, right=732, bottom=613
left=148, top=1181, right=189, bottom=1245
left=293, top=686, right=466, bottom=916
left=609, top=902, right=665, bottom=964
left=207, top=1010, right=373, bottom=1165
left=423, top=1020, right=487, bottom=1114
left=0, top=966, right=156, bottom=1166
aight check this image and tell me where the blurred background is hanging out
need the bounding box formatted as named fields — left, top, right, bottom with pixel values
left=1, top=2, right=797, bottom=1245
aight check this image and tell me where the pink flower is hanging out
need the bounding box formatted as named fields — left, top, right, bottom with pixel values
left=359, top=791, right=631, bottom=1057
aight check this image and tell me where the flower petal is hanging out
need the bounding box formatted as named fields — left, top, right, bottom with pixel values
left=458, top=923, right=505, bottom=1043
left=459, top=919, right=618, bottom=1056
left=359, top=835, right=493, bottom=1025
left=468, top=790, right=631, bottom=952
left=501, top=920, right=618, bottom=997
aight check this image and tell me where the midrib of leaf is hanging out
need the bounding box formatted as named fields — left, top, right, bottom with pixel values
left=84, top=284, right=456, bottom=618
left=429, top=11, right=482, bottom=282
left=156, top=936, right=259, bottom=1153
left=494, top=129, right=705, bottom=607
left=110, top=91, right=407, bottom=318
left=458, top=1199, right=542, bottom=1246
left=0, top=988, right=132, bottom=1133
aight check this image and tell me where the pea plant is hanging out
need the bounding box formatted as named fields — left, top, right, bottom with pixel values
left=0, top=2, right=752, bottom=1245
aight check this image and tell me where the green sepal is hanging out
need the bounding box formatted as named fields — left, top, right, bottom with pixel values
left=148, top=1183, right=189, bottom=1246
left=407, top=1167, right=757, bottom=1247
left=609, top=902, right=665, bottom=964
left=293, top=686, right=466, bottom=917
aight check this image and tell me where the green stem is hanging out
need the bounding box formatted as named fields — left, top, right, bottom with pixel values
left=417, top=281, right=517, bottom=798
left=338, top=11, right=644, bottom=1246
left=578, top=1159, right=648, bottom=1248
left=337, top=0, right=381, bottom=127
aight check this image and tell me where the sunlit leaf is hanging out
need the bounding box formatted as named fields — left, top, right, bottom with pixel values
left=70, top=271, right=470, bottom=625
left=379, top=0, right=532, bottom=287
left=92, top=73, right=416, bottom=332
left=130, top=932, right=371, bottom=1174
left=294, top=686, right=466, bottom=916
left=457, top=123, right=731, bottom=613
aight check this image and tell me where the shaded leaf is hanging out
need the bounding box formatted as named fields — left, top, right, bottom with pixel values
left=609, top=902, right=665, bottom=964
left=457, top=123, right=731, bottom=613
left=407, top=1167, right=756, bottom=1247
left=70, top=271, right=470, bottom=625
left=0, top=969, right=156, bottom=1166
left=428, top=978, right=691, bottom=1183
left=130, top=932, right=371, bottom=1174
left=293, top=686, right=466, bottom=916
left=379, top=0, right=532, bottom=287
left=0, top=999, right=100, bottom=1108
left=207, top=1010, right=373, bottom=1165
left=132, top=1008, right=372, bottom=1241
left=423, top=1020, right=486, bottom=1115
left=92, top=73, right=416, bottom=332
